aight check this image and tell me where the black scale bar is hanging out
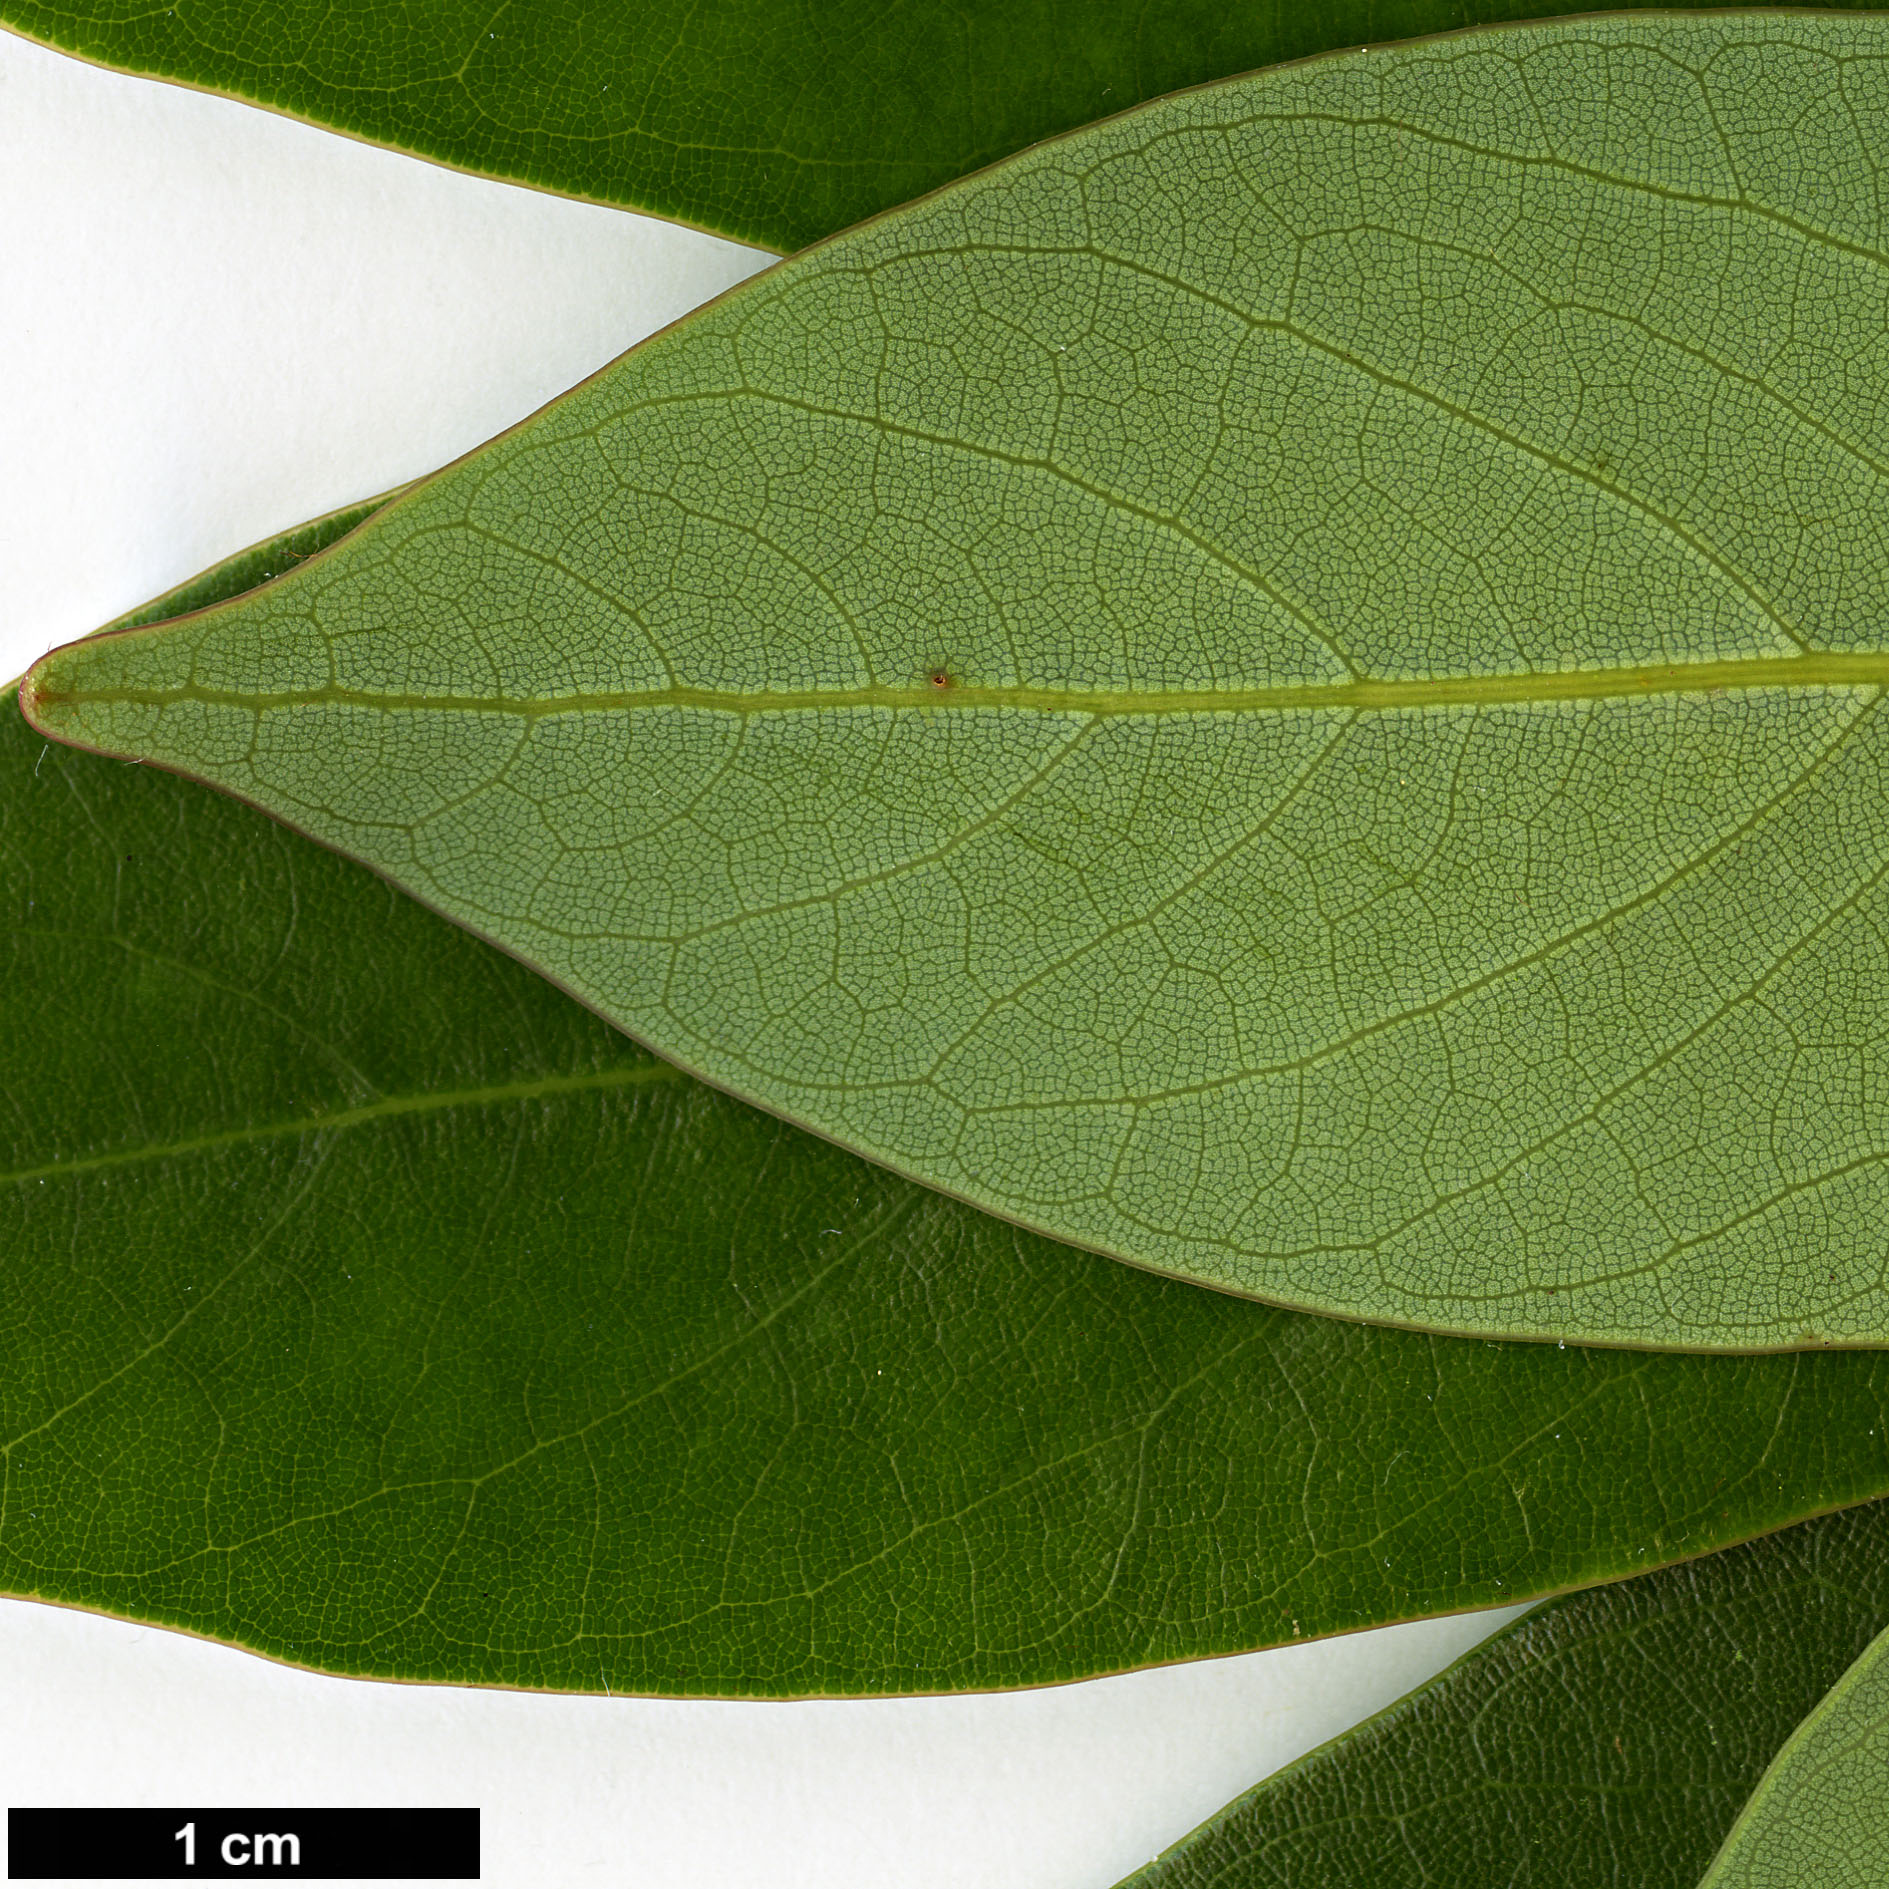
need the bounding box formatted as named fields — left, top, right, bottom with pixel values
left=7, top=1810, right=478, bottom=1880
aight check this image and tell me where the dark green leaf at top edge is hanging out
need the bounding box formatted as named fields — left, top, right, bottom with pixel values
left=11, top=1, right=1882, bottom=253
left=1116, top=1498, right=1889, bottom=1889
left=7, top=521, right=1889, bottom=1695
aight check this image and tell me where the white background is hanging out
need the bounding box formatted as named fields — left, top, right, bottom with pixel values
left=0, top=30, right=1527, bottom=1887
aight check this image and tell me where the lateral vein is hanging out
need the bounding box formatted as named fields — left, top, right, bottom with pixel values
left=3, top=1062, right=682, bottom=1188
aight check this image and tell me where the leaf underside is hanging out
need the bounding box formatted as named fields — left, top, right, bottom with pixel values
left=10, top=527, right=1889, bottom=1693
left=13, top=0, right=1856, bottom=255
left=1118, top=1498, right=1889, bottom=1889
left=31, top=16, right=1889, bottom=1350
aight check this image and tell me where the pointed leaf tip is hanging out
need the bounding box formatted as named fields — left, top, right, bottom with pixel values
left=33, top=16, right=1889, bottom=1350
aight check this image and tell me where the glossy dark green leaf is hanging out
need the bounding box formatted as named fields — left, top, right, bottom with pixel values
left=10, top=530, right=1889, bottom=1693
left=37, top=15, right=1889, bottom=1348
left=1116, top=1498, right=1889, bottom=1889
left=11, top=0, right=1857, bottom=255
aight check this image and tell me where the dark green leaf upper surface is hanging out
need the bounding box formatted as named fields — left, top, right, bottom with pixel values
left=35, top=16, right=1889, bottom=1347
left=1117, top=1499, right=1889, bottom=1889
left=2, top=0, right=1822, bottom=254
left=1698, top=1617, right=1889, bottom=1886
left=11, top=530, right=1889, bottom=1692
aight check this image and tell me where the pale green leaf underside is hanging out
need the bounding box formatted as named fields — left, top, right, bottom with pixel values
left=30, top=14, right=1889, bottom=1350
left=1699, top=1617, right=1889, bottom=1886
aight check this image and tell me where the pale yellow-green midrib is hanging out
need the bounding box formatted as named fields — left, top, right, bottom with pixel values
left=28, top=651, right=1889, bottom=720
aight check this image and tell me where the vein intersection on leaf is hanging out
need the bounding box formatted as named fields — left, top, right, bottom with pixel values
left=30, top=15, right=1889, bottom=1352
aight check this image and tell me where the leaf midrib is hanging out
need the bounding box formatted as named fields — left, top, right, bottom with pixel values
left=0, top=1062, right=683, bottom=1188
left=32, top=651, right=1889, bottom=722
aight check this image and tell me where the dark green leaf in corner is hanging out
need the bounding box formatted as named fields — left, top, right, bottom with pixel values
left=33, top=16, right=1889, bottom=1348
left=1698, top=1616, right=1889, bottom=1887
left=11, top=529, right=1889, bottom=1693
left=1116, top=1499, right=1889, bottom=1889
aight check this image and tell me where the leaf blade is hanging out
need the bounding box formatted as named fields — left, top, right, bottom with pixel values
left=1115, top=1499, right=1889, bottom=1889
left=1698, top=1619, right=1889, bottom=1887
left=12, top=0, right=1856, bottom=254
left=11, top=586, right=1889, bottom=1689
left=32, top=15, right=1889, bottom=1348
